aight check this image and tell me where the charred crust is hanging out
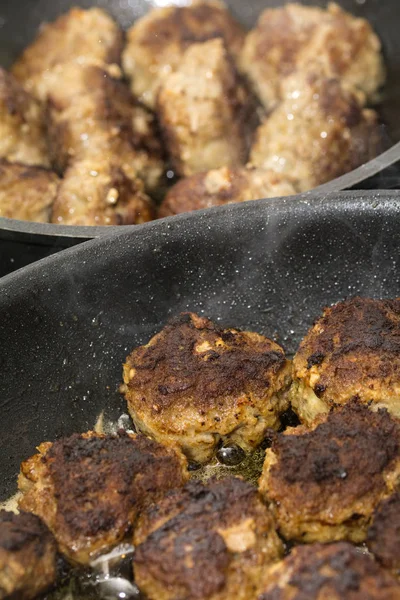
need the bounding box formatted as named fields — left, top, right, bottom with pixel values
left=0, top=511, right=54, bottom=556
left=306, top=353, right=325, bottom=369
left=367, top=492, right=400, bottom=570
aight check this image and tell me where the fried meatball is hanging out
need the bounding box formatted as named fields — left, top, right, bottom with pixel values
left=51, top=157, right=155, bottom=226
left=12, top=7, right=123, bottom=100
left=250, top=68, right=383, bottom=192
left=0, top=510, right=57, bottom=600
left=122, top=0, right=245, bottom=109
left=367, top=493, right=400, bottom=577
left=290, top=297, right=400, bottom=424
left=257, top=542, right=400, bottom=600
left=240, top=2, right=385, bottom=111
left=157, top=39, right=253, bottom=178
left=18, top=431, right=188, bottom=564
left=134, top=477, right=283, bottom=600
left=122, top=312, right=292, bottom=464
left=0, top=160, right=59, bottom=222
left=44, top=63, right=164, bottom=194
left=0, top=68, right=49, bottom=168
left=159, top=166, right=297, bottom=217
left=259, top=402, right=400, bottom=544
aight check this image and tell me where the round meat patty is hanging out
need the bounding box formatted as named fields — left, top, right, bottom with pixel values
left=18, top=430, right=188, bottom=564
left=367, top=492, right=400, bottom=578
left=122, top=312, right=292, bottom=464
left=290, top=297, right=400, bottom=424
left=0, top=510, right=57, bottom=600
left=122, top=0, right=245, bottom=109
left=259, top=402, right=400, bottom=544
left=257, top=542, right=400, bottom=600
left=159, top=166, right=297, bottom=217
left=240, top=2, right=385, bottom=111
left=134, top=477, right=283, bottom=600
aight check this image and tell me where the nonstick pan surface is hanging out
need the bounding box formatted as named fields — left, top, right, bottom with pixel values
left=1, top=189, right=400, bottom=500
left=0, top=0, right=400, bottom=266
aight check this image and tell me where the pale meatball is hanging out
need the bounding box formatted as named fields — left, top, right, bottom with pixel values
left=123, top=0, right=245, bottom=109
left=122, top=312, right=292, bottom=464
left=159, top=166, right=297, bottom=217
left=0, top=68, right=49, bottom=168
left=258, top=542, right=400, bottom=600
left=0, top=160, right=59, bottom=222
left=158, top=39, right=253, bottom=178
left=0, top=510, right=57, bottom=600
left=134, top=477, right=283, bottom=600
left=250, top=67, right=383, bottom=192
left=290, top=297, right=400, bottom=425
left=259, top=402, right=400, bottom=544
left=18, top=431, right=188, bottom=565
left=240, top=2, right=385, bottom=111
left=12, top=7, right=123, bottom=100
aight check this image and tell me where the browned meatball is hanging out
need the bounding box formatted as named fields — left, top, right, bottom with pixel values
left=257, top=542, right=400, bottom=600
left=134, top=477, right=284, bottom=600
left=259, top=402, right=400, bottom=544
left=0, top=510, right=57, bottom=600
left=290, top=297, right=400, bottom=424
left=123, top=0, right=245, bottom=109
left=250, top=68, right=383, bottom=192
left=240, top=2, right=385, bottom=111
left=12, top=7, right=123, bottom=100
left=0, top=160, right=59, bottom=222
left=18, top=431, right=188, bottom=564
left=367, top=493, right=400, bottom=578
left=122, top=312, right=292, bottom=464
left=157, top=39, right=253, bottom=178
left=45, top=63, right=164, bottom=193
left=159, top=166, right=297, bottom=217
left=0, top=68, right=49, bottom=168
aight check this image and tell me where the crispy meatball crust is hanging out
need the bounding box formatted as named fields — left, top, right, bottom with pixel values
left=0, top=68, right=50, bottom=168
left=157, top=38, right=253, bottom=178
left=45, top=63, right=164, bottom=193
left=0, top=510, right=57, bottom=600
left=258, top=542, right=400, bottom=600
left=18, top=431, right=188, bottom=564
left=290, top=297, right=400, bottom=424
left=250, top=68, right=383, bottom=192
left=240, top=2, right=385, bottom=111
left=134, top=477, right=284, bottom=600
left=259, top=402, right=400, bottom=544
left=122, top=312, right=292, bottom=464
left=0, top=160, right=59, bottom=222
left=122, top=0, right=245, bottom=109
left=12, top=7, right=123, bottom=100
left=367, top=493, right=400, bottom=577
left=159, top=166, right=297, bottom=217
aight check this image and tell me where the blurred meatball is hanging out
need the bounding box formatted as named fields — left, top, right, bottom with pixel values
left=368, top=493, right=400, bottom=578
left=257, top=542, right=400, bottom=600
left=0, top=510, right=57, bottom=600
left=18, top=431, right=188, bottom=564
left=46, top=63, right=165, bottom=193
left=0, top=68, right=49, bottom=168
left=159, top=166, right=297, bottom=217
left=250, top=68, right=383, bottom=192
left=290, top=297, right=400, bottom=424
left=12, top=7, right=123, bottom=100
left=259, top=402, right=400, bottom=544
left=157, top=39, right=254, bottom=178
left=0, top=160, right=59, bottom=222
left=123, top=0, right=245, bottom=109
left=240, top=2, right=385, bottom=111
left=134, top=477, right=283, bottom=600
left=122, top=312, right=291, bottom=464
left=51, top=157, right=155, bottom=226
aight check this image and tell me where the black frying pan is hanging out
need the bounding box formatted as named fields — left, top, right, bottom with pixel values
left=1, top=189, right=400, bottom=501
left=0, top=0, right=400, bottom=276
